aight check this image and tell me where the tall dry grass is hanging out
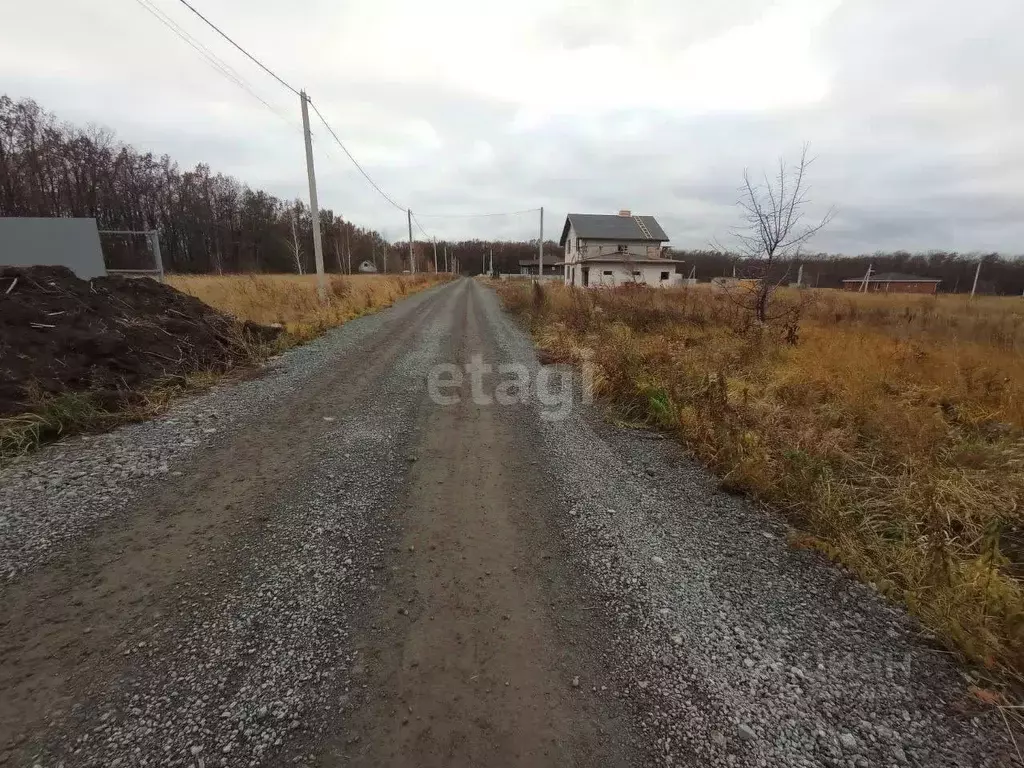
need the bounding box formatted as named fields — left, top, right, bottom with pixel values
left=498, top=281, right=1024, bottom=678
left=168, top=273, right=449, bottom=342
left=1, top=273, right=448, bottom=463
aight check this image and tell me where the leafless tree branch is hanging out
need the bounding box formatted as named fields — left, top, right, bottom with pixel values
left=712, top=143, right=834, bottom=323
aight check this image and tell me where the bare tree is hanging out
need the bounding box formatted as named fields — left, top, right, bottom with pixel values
left=620, top=247, right=643, bottom=285
left=722, top=143, right=834, bottom=323
left=345, top=225, right=352, bottom=275
left=288, top=203, right=304, bottom=275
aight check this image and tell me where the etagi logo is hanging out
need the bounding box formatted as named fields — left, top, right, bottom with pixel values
left=426, top=353, right=596, bottom=421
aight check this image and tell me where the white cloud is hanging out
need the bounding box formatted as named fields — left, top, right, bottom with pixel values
left=1, top=0, right=1023, bottom=252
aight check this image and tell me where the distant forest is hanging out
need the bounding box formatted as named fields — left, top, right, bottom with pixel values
left=2, top=94, right=1022, bottom=293
left=671, top=250, right=1024, bottom=296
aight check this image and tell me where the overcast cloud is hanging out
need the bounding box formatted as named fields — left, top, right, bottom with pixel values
left=2, top=0, right=1021, bottom=253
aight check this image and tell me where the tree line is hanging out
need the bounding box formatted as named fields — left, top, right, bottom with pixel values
left=0, top=94, right=561, bottom=276
left=671, top=249, right=1024, bottom=296
left=3, top=93, right=1022, bottom=292
left=0, top=94, right=400, bottom=274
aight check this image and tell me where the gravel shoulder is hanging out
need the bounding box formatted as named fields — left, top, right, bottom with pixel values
left=0, top=278, right=1014, bottom=767
left=479, top=279, right=1015, bottom=767
left=0, top=282, right=455, bottom=764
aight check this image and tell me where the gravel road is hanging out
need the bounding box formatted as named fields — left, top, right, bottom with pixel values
left=0, top=278, right=1015, bottom=767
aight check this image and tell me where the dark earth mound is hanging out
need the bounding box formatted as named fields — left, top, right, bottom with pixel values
left=0, top=266, right=278, bottom=416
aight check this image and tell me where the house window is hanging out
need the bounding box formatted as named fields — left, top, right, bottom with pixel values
left=660, top=271, right=670, bottom=280
left=632, top=271, right=641, bottom=277
left=617, top=244, right=628, bottom=253
left=603, top=270, right=613, bottom=276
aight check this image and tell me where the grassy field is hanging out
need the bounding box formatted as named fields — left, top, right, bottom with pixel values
left=497, top=281, right=1024, bottom=681
left=168, top=273, right=447, bottom=343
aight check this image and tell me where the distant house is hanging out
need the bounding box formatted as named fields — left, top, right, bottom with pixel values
left=357, top=260, right=377, bottom=273
left=518, top=259, right=561, bottom=276
left=840, top=272, right=941, bottom=294
left=556, top=210, right=682, bottom=287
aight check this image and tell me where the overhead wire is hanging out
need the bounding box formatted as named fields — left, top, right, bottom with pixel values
left=411, top=211, right=431, bottom=239
left=412, top=208, right=541, bottom=219
left=307, top=99, right=408, bottom=213
left=174, top=0, right=301, bottom=96
left=132, top=0, right=296, bottom=128
left=145, top=0, right=539, bottom=225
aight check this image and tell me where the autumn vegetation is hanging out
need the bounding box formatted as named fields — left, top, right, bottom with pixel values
left=497, top=280, right=1024, bottom=679
left=168, top=273, right=448, bottom=342
left=0, top=272, right=448, bottom=463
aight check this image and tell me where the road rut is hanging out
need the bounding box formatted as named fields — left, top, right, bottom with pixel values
left=0, top=278, right=1013, bottom=767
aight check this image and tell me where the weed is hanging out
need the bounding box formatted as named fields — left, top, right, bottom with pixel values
left=168, top=273, right=449, bottom=344
left=496, top=281, right=1024, bottom=677
left=1, top=273, right=451, bottom=464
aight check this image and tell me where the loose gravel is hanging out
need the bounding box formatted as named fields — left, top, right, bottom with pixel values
left=48, top=404, right=407, bottom=767
left=0, top=284, right=443, bottom=581
left=478, top=283, right=1016, bottom=768
left=3, top=282, right=452, bottom=766
left=4, top=279, right=1016, bottom=767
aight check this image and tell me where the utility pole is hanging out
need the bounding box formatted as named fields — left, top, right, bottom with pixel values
left=489, top=248, right=493, bottom=275
left=538, top=206, right=544, bottom=280
left=346, top=226, right=352, bottom=274
left=971, top=259, right=982, bottom=298
left=433, top=239, right=438, bottom=272
left=407, top=209, right=415, bottom=274
left=299, top=91, right=327, bottom=300
left=444, top=245, right=448, bottom=273
left=796, top=263, right=803, bottom=287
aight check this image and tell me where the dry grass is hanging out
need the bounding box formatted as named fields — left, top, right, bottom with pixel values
left=1, top=273, right=448, bottom=464
left=168, top=273, right=449, bottom=343
left=0, top=372, right=223, bottom=464
left=498, top=281, right=1024, bottom=678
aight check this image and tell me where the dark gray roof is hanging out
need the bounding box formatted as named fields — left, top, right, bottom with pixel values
left=840, top=272, right=941, bottom=282
left=559, top=213, right=669, bottom=246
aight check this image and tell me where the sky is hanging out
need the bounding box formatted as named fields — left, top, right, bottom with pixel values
left=2, top=0, right=1022, bottom=254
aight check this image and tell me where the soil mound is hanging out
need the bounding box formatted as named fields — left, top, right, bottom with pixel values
left=0, top=266, right=278, bottom=416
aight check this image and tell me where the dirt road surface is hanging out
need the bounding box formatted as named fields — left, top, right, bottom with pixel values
left=0, top=279, right=1014, bottom=767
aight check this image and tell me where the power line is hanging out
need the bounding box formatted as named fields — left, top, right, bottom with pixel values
left=144, top=2, right=539, bottom=224
left=138, top=0, right=247, bottom=86
left=307, top=99, right=408, bottom=212
left=133, top=0, right=295, bottom=127
left=411, top=211, right=431, bottom=239
left=174, top=0, right=301, bottom=96
left=412, top=207, right=541, bottom=219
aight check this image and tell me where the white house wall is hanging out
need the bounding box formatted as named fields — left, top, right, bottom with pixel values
left=563, top=234, right=671, bottom=286
left=564, top=235, right=661, bottom=264
left=564, top=262, right=680, bottom=288
left=579, top=241, right=662, bottom=260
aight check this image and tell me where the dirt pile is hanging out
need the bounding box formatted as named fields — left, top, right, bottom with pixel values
left=0, top=266, right=278, bottom=416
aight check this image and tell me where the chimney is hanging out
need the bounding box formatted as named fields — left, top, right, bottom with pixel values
left=618, top=209, right=631, bottom=217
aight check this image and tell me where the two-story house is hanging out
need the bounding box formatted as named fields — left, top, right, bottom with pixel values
left=556, top=210, right=682, bottom=288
